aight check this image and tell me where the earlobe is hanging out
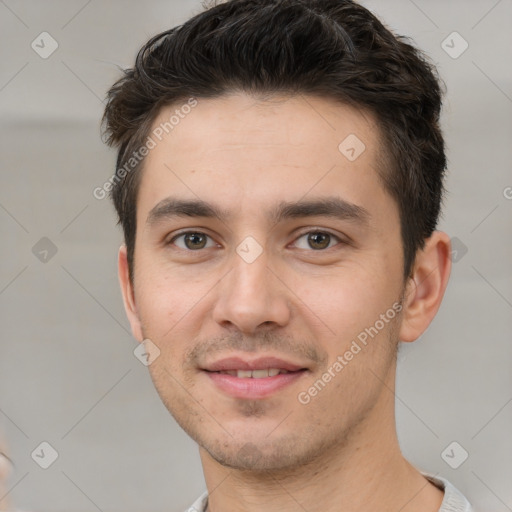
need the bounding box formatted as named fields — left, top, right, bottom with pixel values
left=398, top=231, right=452, bottom=343
left=118, top=244, right=144, bottom=342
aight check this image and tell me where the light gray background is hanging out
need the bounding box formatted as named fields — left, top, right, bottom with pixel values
left=1, top=1, right=511, bottom=511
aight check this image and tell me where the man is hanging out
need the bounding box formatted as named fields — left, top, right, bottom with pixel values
left=101, top=0, right=474, bottom=510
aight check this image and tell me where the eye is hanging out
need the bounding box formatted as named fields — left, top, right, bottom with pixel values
left=167, top=230, right=345, bottom=252
left=169, top=231, right=217, bottom=250
left=293, top=230, right=343, bottom=251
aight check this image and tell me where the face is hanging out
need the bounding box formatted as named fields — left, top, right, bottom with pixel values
left=120, top=93, right=408, bottom=471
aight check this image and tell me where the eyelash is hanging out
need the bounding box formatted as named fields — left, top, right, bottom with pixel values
left=167, top=229, right=347, bottom=252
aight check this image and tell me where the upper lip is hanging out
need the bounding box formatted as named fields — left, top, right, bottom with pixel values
left=202, top=356, right=307, bottom=372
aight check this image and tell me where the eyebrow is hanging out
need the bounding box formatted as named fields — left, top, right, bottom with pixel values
left=146, top=196, right=371, bottom=227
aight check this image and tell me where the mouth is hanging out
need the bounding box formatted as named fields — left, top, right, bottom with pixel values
left=213, top=368, right=293, bottom=378
left=202, top=356, right=309, bottom=399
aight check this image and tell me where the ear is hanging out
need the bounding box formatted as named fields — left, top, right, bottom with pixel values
left=399, top=231, right=452, bottom=343
left=118, top=244, right=143, bottom=342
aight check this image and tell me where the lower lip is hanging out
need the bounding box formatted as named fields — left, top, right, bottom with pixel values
left=204, top=371, right=306, bottom=399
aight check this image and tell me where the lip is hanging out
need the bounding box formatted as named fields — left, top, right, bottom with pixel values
left=205, top=371, right=306, bottom=399
left=201, top=355, right=308, bottom=399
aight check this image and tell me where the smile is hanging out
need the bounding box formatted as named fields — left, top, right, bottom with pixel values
left=214, top=369, right=290, bottom=378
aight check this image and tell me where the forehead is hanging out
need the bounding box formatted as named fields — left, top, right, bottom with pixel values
left=148, top=93, right=380, bottom=162
left=137, top=93, right=391, bottom=225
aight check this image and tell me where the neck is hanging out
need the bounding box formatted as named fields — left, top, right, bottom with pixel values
left=200, top=366, right=444, bottom=512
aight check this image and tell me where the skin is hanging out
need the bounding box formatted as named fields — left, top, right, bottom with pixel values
left=118, top=93, right=452, bottom=512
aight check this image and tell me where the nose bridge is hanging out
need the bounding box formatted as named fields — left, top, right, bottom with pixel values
left=231, top=247, right=269, bottom=296
left=213, top=243, right=290, bottom=332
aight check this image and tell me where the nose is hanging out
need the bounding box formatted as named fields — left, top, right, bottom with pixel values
left=212, top=248, right=291, bottom=335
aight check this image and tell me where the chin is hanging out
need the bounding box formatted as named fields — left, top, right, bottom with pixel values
left=200, top=433, right=331, bottom=473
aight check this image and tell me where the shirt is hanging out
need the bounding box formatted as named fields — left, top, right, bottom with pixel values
left=183, top=472, right=474, bottom=512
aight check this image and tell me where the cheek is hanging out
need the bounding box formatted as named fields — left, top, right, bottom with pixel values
left=134, top=267, right=189, bottom=339
left=136, top=275, right=171, bottom=324
left=134, top=261, right=216, bottom=352
left=297, top=265, right=396, bottom=332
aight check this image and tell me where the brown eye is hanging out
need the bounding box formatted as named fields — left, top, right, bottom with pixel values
left=294, top=230, right=346, bottom=251
left=184, top=233, right=207, bottom=250
left=307, top=232, right=331, bottom=250
left=171, top=232, right=215, bottom=250
left=294, top=231, right=341, bottom=251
